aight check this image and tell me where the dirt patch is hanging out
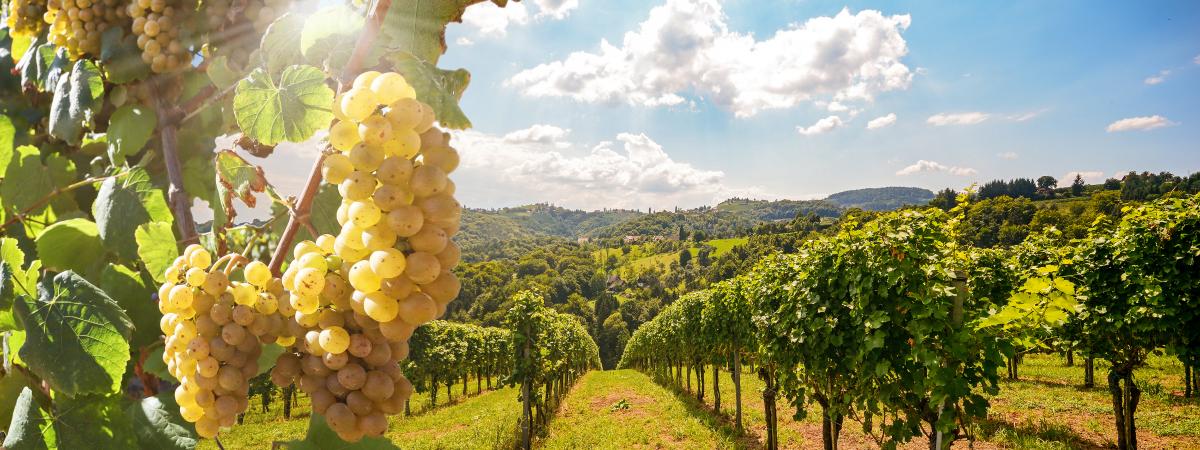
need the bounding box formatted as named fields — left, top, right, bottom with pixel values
left=587, top=389, right=655, bottom=418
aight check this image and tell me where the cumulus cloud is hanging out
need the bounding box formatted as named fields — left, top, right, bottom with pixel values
left=1064, top=171, right=1105, bottom=183
left=1106, top=115, right=1176, bottom=132
left=926, top=112, right=989, bottom=126
left=997, top=151, right=1019, bottom=160
left=895, top=160, right=977, bottom=176
left=458, top=0, right=577, bottom=40
left=507, top=1, right=913, bottom=117
left=461, top=1, right=530, bottom=37
left=531, top=0, right=579, bottom=19
left=451, top=125, right=753, bottom=209
left=503, top=124, right=572, bottom=146
left=866, top=113, right=896, bottom=129
left=1195, top=54, right=1200, bottom=65
left=797, top=116, right=845, bottom=136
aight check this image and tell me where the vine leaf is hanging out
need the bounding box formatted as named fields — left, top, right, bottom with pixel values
left=48, top=59, right=104, bottom=146
left=0, top=114, right=13, bottom=175
left=282, top=412, right=401, bottom=450
left=53, top=393, right=138, bottom=449
left=1, top=146, right=56, bottom=216
left=34, top=218, right=104, bottom=275
left=272, top=183, right=341, bottom=243
left=135, top=221, right=180, bottom=284
left=127, top=392, right=198, bottom=450
left=376, top=0, right=497, bottom=64
left=205, top=55, right=241, bottom=91
left=106, top=105, right=158, bottom=165
left=2, top=387, right=54, bottom=450
left=93, top=169, right=173, bottom=261
left=299, top=5, right=363, bottom=70
left=215, top=149, right=275, bottom=227
left=233, top=65, right=334, bottom=146
left=99, top=27, right=150, bottom=84
left=261, top=13, right=307, bottom=77
left=13, top=271, right=133, bottom=397
left=14, top=40, right=53, bottom=90
left=389, top=52, right=471, bottom=129
left=0, top=237, right=40, bottom=300
left=100, top=264, right=159, bottom=349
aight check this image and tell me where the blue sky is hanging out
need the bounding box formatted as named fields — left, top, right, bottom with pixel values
left=421, top=0, right=1200, bottom=211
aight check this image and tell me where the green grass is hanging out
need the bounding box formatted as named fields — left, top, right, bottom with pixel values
left=624, top=237, right=749, bottom=273
left=539, top=370, right=744, bottom=449
left=667, top=353, right=1200, bottom=449
left=201, top=377, right=519, bottom=449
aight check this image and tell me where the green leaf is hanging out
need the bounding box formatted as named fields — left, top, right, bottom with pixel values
left=283, top=413, right=401, bottom=450
left=15, top=41, right=54, bottom=91
left=0, top=114, right=14, bottom=175
left=136, top=221, right=180, bottom=283
left=233, top=65, right=334, bottom=146
left=261, top=13, right=307, bottom=77
left=2, top=146, right=56, bottom=216
left=34, top=218, right=104, bottom=274
left=214, top=150, right=273, bottom=226
left=100, top=27, right=150, bottom=84
left=100, top=264, right=159, bottom=349
left=142, top=342, right=172, bottom=381
left=2, top=387, right=52, bottom=450
left=389, top=52, right=472, bottom=129
left=54, top=393, right=137, bottom=449
left=1, top=237, right=40, bottom=300
left=257, top=343, right=286, bottom=376
left=299, top=6, right=363, bottom=69
left=205, top=55, right=241, bottom=91
left=375, top=0, right=484, bottom=64
left=106, top=105, right=158, bottom=165
left=127, top=392, right=198, bottom=450
left=13, top=271, right=133, bottom=397
left=93, top=170, right=172, bottom=260
left=48, top=60, right=104, bottom=146
left=0, top=368, right=34, bottom=432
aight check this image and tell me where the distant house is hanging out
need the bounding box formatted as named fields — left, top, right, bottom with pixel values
left=606, top=274, right=625, bottom=291
left=623, top=235, right=642, bottom=243
left=577, top=237, right=591, bottom=244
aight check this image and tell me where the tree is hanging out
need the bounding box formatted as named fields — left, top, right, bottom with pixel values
left=1037, top=176, right=1059, bottom=190
left=678, top=249, right=692, bottom=267
left=1071, top=174, right=1086, bottom=196
left=930, top=188, right=959, bottom=211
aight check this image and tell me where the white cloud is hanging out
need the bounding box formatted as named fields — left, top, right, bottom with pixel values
left=461, top=1, right=530, bottom=37
left=456, top=36, right=474, bottom=46
left=1064, top=171, right=1105, bottom=184
left=895, top=160, right=977, bottom=176
left=1195, top=54, right=1200, bottom=65
left=866, top=113, right=896, bottom=129
left=796, top=116, right=844, bottom=136
left=503, top=124, right=572, bottom=147
left=451, top=125, right=753, bottom=209
left=997, top=151, right=1019, bottom=160
left=458, top=0, right=577, bottom=40
left=507, top=1, right=913, bottom=117
left=532, top=0, right=579, bottom=19
left=1106, top=115, right=1176, bottom=132
left=1144, top=70, right=1171, bottom=85
left=926, top=112, right=989, bottom=126
left=1007, top=109, right=1047, bottom=122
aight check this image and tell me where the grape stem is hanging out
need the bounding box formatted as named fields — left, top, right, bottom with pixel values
left=0, top=171, right=130, bottom=229
left=267, top=0, right=395, bottom=275
left=156, top=88, right=200, bottom=244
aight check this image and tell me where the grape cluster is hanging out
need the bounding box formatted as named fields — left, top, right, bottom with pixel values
left=126, top=0, right=191, bottom=73
left=158, top=245, right=290, bottom=439
left=44, top=0, right=130, bottom=58
left=5, top=0, right=48, bottom=37
left=267, top=71, right=464, bottom=441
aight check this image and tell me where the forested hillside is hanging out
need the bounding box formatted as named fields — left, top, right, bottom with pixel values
left=824, top=186, right=935, bottom=210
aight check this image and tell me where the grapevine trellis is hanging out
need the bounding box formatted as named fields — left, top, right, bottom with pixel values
left=621, top=194, right=1200, bottom=450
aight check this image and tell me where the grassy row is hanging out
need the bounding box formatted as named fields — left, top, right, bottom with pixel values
left=203, top=377, right=520, bottom=449
left=662, top=353, right=1200, bottom=449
